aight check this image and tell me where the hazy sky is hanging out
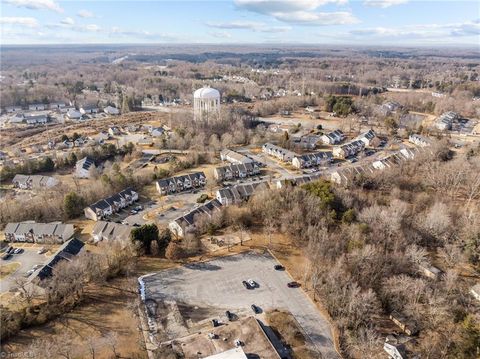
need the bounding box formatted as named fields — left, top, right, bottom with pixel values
left=1, top=0, right=479, bottom=46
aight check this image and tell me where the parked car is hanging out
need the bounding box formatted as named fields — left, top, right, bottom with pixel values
left=274, top=264, right=285, bottom=271
left=247, top=279, right=257, bottom=288
left=242, top=280, right=251, bottom=289
left=211, top=319, right=219, bottom=327
left=2, top=253, right=12, bottom=260
left=287, top=281, right=300, bottom=288
left=6, top=246, right=15, bottom=254
left=24, top=269, right=35, bottom=277
left=33, top=264, right=43, bottom=270
left=251, top=304, right=260, bottom=314
left=134, top=205, right=143, bottom=211
left=13, top=248, right=24, bottom=254
left=130, top=209, right=138, bottom=215
left=225, top=310, right=234, bottom=321
left=37, top=247, right=47, bottom=254
left=347, top=157, right=358, bottom=163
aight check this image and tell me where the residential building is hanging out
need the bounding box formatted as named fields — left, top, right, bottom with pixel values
left=4, top=221, right=74, bottom=244
left=320, top=129, right=345, bottom=145
left=150, top=127, right=164, bottom=137
left=409, top=134, right=431, bottom=147
left=214, top=163, right=260, bottom=181
left=292, top=134, right=321, bottom=150
left=156, top=172, right=206, bottom=195
left=331, top=165, right=373, bottom=185
left=12, top=174, right=59, bottom=190
left=30, top=238, right=84, bottom=284
left=91, top=221, right=132, bottom=243
left=220, top=149, right=254, bottom=164
left=48, top=102, right=66, bottom=110
left=332, top=140, right=365, bottom=158
left=28, top=103, right=46, bottom=111
left=291, top=151, right=333, bottom=169
left=75, top=156, right=96, bottom=178
left=84, top=187, right=139, bottom=221
left=262, top=143, right=297, bottom=162
left=276, top=173, right=321, bottom=189
left=356, top=129, right=377, bottom=147
left=66, top=109, right=82, bottom=120
left=104, top=105, right=120, bottom=115
left=80, top=104, right=99, bottom=115
left=5, top=106, right=22, bottom=113
left=435, top=111, right=460, bottom=131
left=384, top=340, right=406, bottom=359
left=24, top=113, right=48, bottom=125
left=9, top=113, right=24, bottom=124
left=216, top=182, right=267, bottom=206
left=169, top=199, right=222, bottom=238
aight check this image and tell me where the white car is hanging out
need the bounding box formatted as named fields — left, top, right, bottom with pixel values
left=24, top=269, right=35, bottom=277
left=247, top=279, right=256, bottom=288
left=37, top=247, right=47, bottom=254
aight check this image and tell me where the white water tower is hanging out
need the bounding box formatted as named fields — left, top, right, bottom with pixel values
left=193, top=86, right=220, bottom=122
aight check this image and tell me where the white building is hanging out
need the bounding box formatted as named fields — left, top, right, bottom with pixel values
left=193, top=86, right=220, bottom=122
left=409, top=134, right=431, bottom=147
left=66, top=109, right=82, bottom=121
left=75, top=156, right=96, bottom=178
left=104, top=106, right=120, bottom=115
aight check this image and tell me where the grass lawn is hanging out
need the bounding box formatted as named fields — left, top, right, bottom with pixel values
left=0, top=261, right=20, bottom=279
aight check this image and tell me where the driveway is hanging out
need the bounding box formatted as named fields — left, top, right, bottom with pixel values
left=142, top=251, right=339, bottom=359
left=0, top=246, right=48, bottom=293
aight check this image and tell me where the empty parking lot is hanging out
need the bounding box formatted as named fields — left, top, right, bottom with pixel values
left=142, top=251, right=339, bottom=359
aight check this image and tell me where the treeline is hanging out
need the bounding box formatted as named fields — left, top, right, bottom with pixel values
left=246, top=144, right=480, bottom=358
left=0, top=142, right=135, bottom=182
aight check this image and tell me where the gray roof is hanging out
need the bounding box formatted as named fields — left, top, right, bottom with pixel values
left=4, top=221, right=74, bottom=240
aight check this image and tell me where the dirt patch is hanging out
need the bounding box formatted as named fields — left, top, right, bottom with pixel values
left=1, top=277, right=146, bottom=359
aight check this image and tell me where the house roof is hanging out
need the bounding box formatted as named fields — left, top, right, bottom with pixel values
left=5, top=221, right=74, bottom=239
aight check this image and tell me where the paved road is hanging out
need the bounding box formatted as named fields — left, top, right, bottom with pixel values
left=142, top=251, right=339, bottom=359
left=0, top=246, right=48, bottom=293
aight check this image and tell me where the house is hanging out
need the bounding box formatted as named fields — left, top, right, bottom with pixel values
left=276, top=173, right=321, bottom=189
left=108, top=126, right=121, bottom=136
left=418, top=263, right=442, bottom=280
left=91, top=221, right=132, bottom=243
left=435, top=111, right=459, bottom=131
left=49, top=102, right=66, bottom=110
left=292, top=134, right=320, bottom=150
left=80, top=104, right=99, bottom=115
left=30, top=238, right=84, bottom=284
left=214, top=163, right=260, bottom=181
left=220, top=149, right=254, bottom=164
left=75, top=156, right=96, bottom=178
left=4, top=221, right=74, bottom=244
left=389, top=311, right=418, bottom=336
left=291, top=152, right=333, bottom=169
left=90, top=131, right=110, bottom=144
left=66, top=109, right=82, bottom=120
left=24, top=113, right=48, bottom=125
left=216, top=182, right=268, bottom=206
left=150, top=127, right=164, bottom=137
left=12, top=174, right=59, bottom=190
left=84, top=187, right=138, bottom=221
left=28, top=103, right=46, bottom=111
left=409, top=134, right=431, bottom=147
left=380, top=101, right=402, bottom=115
left=384, top=339, right=406, bottom=359
left=5, top=106, right=23, bottom=113
left=104, top=105, right=120, bottom=115
left=262, top=143, right=297, bottom=162
left=356, top=129, right=377, bottom=147
left=332, top=140, right=365, bottom=158
left=9, top=113, right=24, bottom=124
left=331, top=165, right=374, bottom=185
left=470, top=283, right=480, bottom=302
left=156, top=172, right=206, bottom=195
left=169, top=199, right=223, bottom=238
left=321, top=130, right=345, bottom=145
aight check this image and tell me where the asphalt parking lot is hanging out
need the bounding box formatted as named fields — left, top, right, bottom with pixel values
left=0, top=246, right=48, bottom=293
left=142, top=251, right=339, bottom=359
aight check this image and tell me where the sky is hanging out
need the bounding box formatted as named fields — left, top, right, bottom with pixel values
left=0, top=0, right=479, bottom=46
